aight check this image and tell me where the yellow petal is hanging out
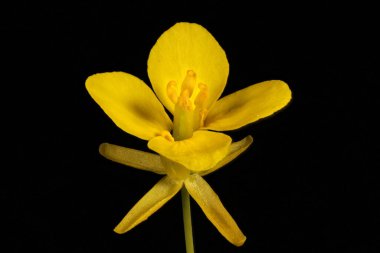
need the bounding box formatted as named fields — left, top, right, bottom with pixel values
left=185, top=174, right=246, bottom=246
left=86, top=72, right=172, bottom=140
left=99, top=143, right=166, bottom=174
left=148, top=131, right=231, bottom=172
left=200, top=135, right=253, bottom=176
left=204, top=80, right=292, bottom=131
left=148, top=22, right=229, bottom=113
left=114, top=176, right=182, bottom=234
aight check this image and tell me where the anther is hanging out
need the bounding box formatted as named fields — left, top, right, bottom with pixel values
left=198, top=108, right=208, bottom=128
left=193, top=83, right=209, bottom=130
left=167, top=81, right=178, bottom=104
left=181, top=70, right=197, bottom=97
left=160, top=130, right=175, bottom=142
left=194, top=83, right=208, bottom=107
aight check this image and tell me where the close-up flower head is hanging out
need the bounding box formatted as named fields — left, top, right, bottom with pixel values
left=86, top=22, right=291, bottom=252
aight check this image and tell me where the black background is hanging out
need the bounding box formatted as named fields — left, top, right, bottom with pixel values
left=2, top=1, right=378, bottom=252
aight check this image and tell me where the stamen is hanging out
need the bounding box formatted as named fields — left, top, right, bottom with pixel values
left=193, top=83, right=209, bottom=130
left=160, top=130, right=175, bottom=142
left=167, top=81, right=178, bottom=104
left=198, top=108, right=208, bottom=128
left=194, top=83, right=208, bottom=107
left=181, top=70, right=196, bottom=97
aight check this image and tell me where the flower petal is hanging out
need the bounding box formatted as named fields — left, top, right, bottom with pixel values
left=86, top=72, right=172, bottom=140
left=99, top=143, right=166, bottom=174
left=148, top=22, right=229, bottom=113
left=204, top=80, right=292, bottom=131
left=148, top=131, right=231, bottom=172
left=114, top=176, right=182, bottom=234
left=200, top=135, right=253, bottom=176
left=185, top=174, right=246, bottom=246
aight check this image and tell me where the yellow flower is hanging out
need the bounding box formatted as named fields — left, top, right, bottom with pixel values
left=86, top=22, right=291, bottom=247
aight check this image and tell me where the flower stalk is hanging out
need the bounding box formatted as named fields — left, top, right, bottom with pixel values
left=181, top=187, right=195, bottom=253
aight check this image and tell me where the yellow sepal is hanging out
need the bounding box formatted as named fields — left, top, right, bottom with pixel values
left=114, top=176, right=182, bottom=234
left=200, top=135, right=253, bottom=176
left=184, top=174, right=246, bottom=246
left=99, top=143, right=166, bottom=174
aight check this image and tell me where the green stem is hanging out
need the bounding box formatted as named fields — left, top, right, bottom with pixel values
left=181, top=187, right=195, bottom=253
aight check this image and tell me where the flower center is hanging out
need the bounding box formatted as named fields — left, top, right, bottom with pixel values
left=167, top=70, right=209, bottom=141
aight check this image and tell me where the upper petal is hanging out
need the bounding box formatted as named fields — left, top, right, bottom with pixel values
left=148, top=131, right=231, bottom=172
left=86, top=72, right=172, bottom=140
left=148, top=22, right=229, bottom=114
left=185, top=174, right=246, bottom=246
left=114, top=176, right=182, bottom=234
left=204, top=80, right=292, bottom=131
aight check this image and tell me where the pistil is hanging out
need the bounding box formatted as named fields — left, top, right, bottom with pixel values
left=167, top=70, right=209, bottom=141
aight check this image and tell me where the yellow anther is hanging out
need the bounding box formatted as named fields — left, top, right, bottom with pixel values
left=194, top=83, right=208, bottom=107
left=181, top=70, right=197, bottom=97
left=193, top=107, right=208, bottom=130
left=198, top=108, right=208, bottom=128
left=167, top=80, right=178, bottom=104
left=193, top=83, right=209, bottom=130
left=198, top=82, right=207, bottom=90
left=160, top=130, right=174, bottom=142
